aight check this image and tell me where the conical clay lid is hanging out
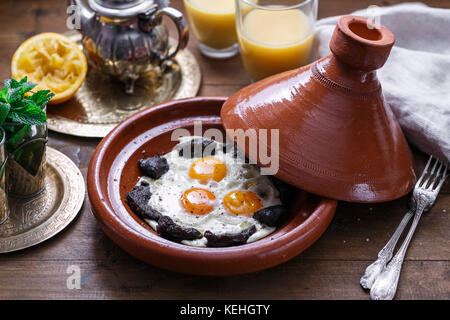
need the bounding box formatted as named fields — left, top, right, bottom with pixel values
left=221, top=16, right=416, bottom=203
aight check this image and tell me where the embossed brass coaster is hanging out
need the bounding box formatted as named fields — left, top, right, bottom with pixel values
left=0, top=147, right=85, bottom=253
left=47, top=31, right=202, bottom=138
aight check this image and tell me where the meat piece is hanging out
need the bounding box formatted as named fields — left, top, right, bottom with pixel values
left=253, top=205, right=288, bottom=227
left=204, top=226, right=257, bottom=247
left=223, top=144, right=252, bottom=163
left=125, top=185, right=161, bottom=221
left=139, top=180, right=149, bottom=187
left=178, top=138, right=216, bottom=158
left=269, top=176, right=297, bottom=205
left=138, top=156, right=169, bottom=179
left=222, top=144, right=239, bottom=158
left=157, top=216, right=203, bottom=241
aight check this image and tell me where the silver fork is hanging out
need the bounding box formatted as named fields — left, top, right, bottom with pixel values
left=360, top=206, right=415, bottom=290
left=360, top=162, right=430, bottom=290
left=360, top=157, right=438, bottom=290
left=369, top=156, right=448, bottom=300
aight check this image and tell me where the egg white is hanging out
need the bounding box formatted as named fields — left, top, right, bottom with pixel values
left=138, top=136, right=281, bottom=247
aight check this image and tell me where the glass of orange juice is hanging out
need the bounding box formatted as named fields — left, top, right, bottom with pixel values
left=236, top=0, right=317, bottom=81
left=183, top=0, right=240, bottom=59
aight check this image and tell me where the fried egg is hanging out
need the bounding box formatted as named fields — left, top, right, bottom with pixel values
left=138, top=136, right=282, bottom=247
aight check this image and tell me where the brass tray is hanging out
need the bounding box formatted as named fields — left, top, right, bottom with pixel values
left=0, top=147, right=85, bottom=253
left=47, top=31, right=202, bottom=138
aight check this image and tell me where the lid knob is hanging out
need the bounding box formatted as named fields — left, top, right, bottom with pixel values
left=94, top=0, right=147, bottom=9
left=330, top=16, right=395, bottom=70
left=88, top=0, right=156, bottom=17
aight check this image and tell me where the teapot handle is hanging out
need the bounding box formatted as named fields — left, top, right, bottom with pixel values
left=154, top=7, right=189, bottom=62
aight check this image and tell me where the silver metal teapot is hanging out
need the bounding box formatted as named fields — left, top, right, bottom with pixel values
left=70, top=0, right=188, bottom=94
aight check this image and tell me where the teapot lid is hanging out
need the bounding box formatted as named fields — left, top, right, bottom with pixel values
left=88, top=0, right=156, bottom=18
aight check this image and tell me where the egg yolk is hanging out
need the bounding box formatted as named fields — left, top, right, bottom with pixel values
left=181, top=188, right=216, bottom=215
left=189, top=157, right=227, bottom=184
left=223, top=190, right=263, bottom=216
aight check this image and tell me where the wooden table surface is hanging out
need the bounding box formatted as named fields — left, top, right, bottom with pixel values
left=0, top=0, right=448, bottom=300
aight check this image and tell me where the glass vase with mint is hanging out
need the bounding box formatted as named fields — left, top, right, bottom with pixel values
left=0, top=126, right=7, bottom=223
left=0, top=77, right=54, bottom=198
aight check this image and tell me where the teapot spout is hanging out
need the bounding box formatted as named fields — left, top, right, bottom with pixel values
left=68, top=0, right=95, bottom=32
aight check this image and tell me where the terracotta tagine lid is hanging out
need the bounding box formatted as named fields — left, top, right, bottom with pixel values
left=221, top=15, right=416, bottom=203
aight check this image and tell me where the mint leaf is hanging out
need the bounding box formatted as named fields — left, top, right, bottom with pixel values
left=27, top=90, right=55, bottom=107
left=6, top=104, right=46, bottom=126
left=4, top=78, right=36, bottom=100
left=0, top=102, right=10, bottom=124
left=7, top=86, right=23, bottom=103
left=9, top=99, right=36, bottom=113
left=0, top=88, right=7, bottom=102
left=4, top=78, right=21, bottom=90
left=22, top=81, right=37, bottom=94
left=19, top=76, right=28, bottom=84
left=16, top=77, right=37, bottom=94
left=0, top=77, right=53, bottom=126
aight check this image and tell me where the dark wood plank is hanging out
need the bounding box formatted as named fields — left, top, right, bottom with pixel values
left=0, top=0, right=448, bottom=300
left=0, top=259, right=447, bottom=299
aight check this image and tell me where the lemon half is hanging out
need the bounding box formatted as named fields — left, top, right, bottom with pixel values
left=11, top=32, right=87, bottom=104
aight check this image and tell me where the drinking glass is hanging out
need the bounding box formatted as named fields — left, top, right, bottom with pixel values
left=0, top=127, right=8, bottom=224
left=236, top=0, right=318, bottom=81
left=183, top=0, right=242, bottom=59
left=3, top=118, right=47, bottom=198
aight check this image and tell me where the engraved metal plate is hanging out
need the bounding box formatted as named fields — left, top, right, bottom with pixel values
left=0, top=147, right=85, bottom=253
left=47, top=31, right=202, bottom=138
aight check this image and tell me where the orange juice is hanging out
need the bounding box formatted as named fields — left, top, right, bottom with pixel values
left=237, top=8, right=314, bottom=81
left=183, top=0, right=237, bottom=50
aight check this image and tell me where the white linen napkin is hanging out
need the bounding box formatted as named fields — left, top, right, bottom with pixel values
left=310, top=2, right=450, bottom=163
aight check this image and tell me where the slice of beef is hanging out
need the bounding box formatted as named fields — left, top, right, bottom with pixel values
left=140, top=180, right=149, bottom=186
left=157, top=216, right=203, bottom=241
left=222, top=144, right=239, bottom=158
left=138, top=156, right=169, bottom=179
left=269, top=176, right=297, bottom=205
left=204, top=225, right=257, bottom=247
left=125, top=185, right=161, bottom=221
left=223, top=144, right=253, bottom=163
left=253, top=205, right=288, bottom=227
left=178, top=138, right=216, bottom=158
